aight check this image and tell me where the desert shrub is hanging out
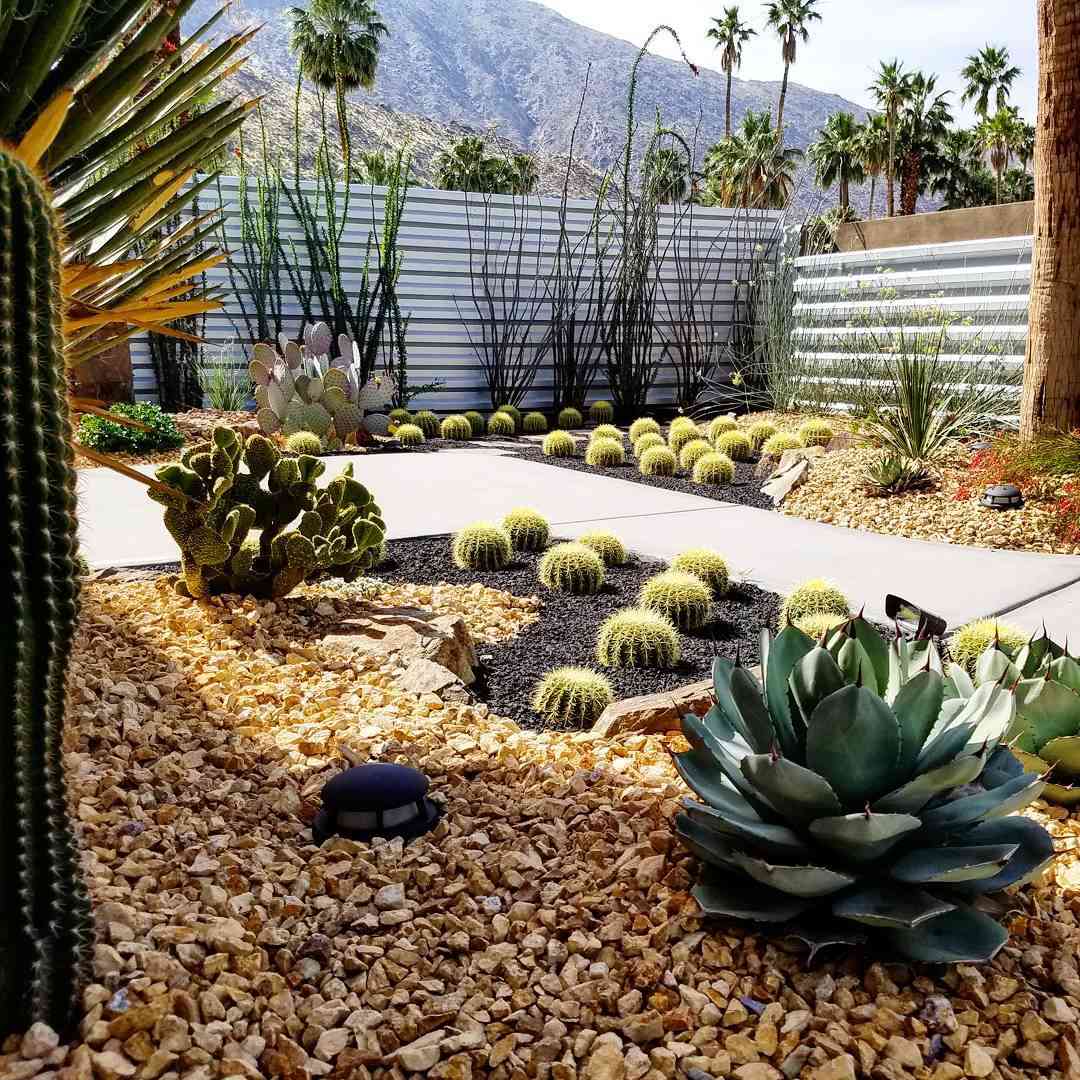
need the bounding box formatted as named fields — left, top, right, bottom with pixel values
left=596, top=608, right=681, bottom=669
left=633, top=432, right=665, bottom=457
left=671, top=549, right=729, bottom=596
left=668, top=424, right=701, bottom=455
left=496, top=404, right=522, bottom=430
left=585, top=438, right=625, bottom=468
left=558, top=407, right=583, bottom=429
left=440, top=414, right=473, bottom=440
left=779, top=578, right=850, bottom=628
left=284, top=431, right=323, bottom=455
left=503, top=508, right=550, bottom=551
left=452, top=523, right=512, bottom=570
left=692, top=452, right=735, bottom=485
left=950, top=618, right=1028, bottom=674
left=578, top=531, right=628, bottom=566
left=707, top=416, right=738, bottom=442
left=538, top=542, right=605, bottom=594
left=414, top=410, right=441, bottom=437
left=799, top=418, right=835, bottom=447
left=639, top=569, right=712, bottom=630
left=523, top=411, right=548, bottom=434
left=488, top=411, right=516, bottom=437
left=589, top=400, right=615, bottom=424
left=590, top=423, right=622, bottom=443
left=639, top=445, right=676, bottom=476
left=629, top=417, right=661, bottom=442
left=531, top=667, right=613, bottom=728
left=389, top=408, right=413, bottom=425
left=715, top=430, right=753, bottom=461
left=761, top=431, right=804, bottom=456
left=746, top=421, right=778, bottom=449
left=678, top=438, right=713, bottom=472
left=396, top=423, right=425, bottom=447
left=76, top=402, right=183, bottom=453
left=542, top=431, right=576, bottom=457
left=465, top=410, right=486, bottom=436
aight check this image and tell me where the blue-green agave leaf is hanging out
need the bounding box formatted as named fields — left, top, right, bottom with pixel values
left=891, top=844, right=1019, bottom=884
left=682, top=711, right=777, bottom=820
left=944, top=662, right=975, bottom=701
left=1014, top=677, right=1080, bottom=751
left=674, top=813, right=740, bottom=870
left=763, top=627, right=815, bottom=757
left=980, top=744, right=1026, bottom=789
left=669, top=746, right=763, bottom=819
left=975, top=643, right=1020, bottom=686
left=729, top=666, right=774, bottom=754
left=837, top=637, right=878, bottom=696
left=693, top=871, right=816, bottom=923
left=917, top=720, right=976, bottom=774
left=948, top=816, right=1056, bottom=893
left=892, top=671, right=945, bottom=777
left=682, top=798, right=812, bottom=861
left=919, top=772, right=1045, bottom=833
left=872, top=753, right=985, bottom=814
left=740, top=754, right=843, bottom=825
left=809, top=811, right=922, bottom=862
left=832, top=884, right=954, bottom=929
left=711, top=657, right=769, bottom=752
left=1048, top=655, right=1080, bottom=692
left=884, top=906, right=1009, bottom=963
left=730, top=850, right=856, bottom=898
left=789, top=647, right=846, bottom=731
left=849, top=615, right=892, bottom=691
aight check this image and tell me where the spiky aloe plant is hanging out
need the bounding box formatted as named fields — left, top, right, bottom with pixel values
left=0, top=147, right=92, bottom=1035
left=673, top=616, right=1054, bottom=963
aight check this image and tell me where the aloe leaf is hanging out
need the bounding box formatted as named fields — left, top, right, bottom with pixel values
left=693, top=872, right=816, bottom=923
left=919, top=772, right=1045, bottom=833
left=729, top=666, right=774, bottom=754
left=949, top=817, right=1056, bottom=894
left=806, top=686, right=903, bottom=807
left=739, top=754, right=842, bottom=825
left=837, top=637, right=878, bottom=695
left=891, top=844, right=1019, bottom=884
left=1014, top=678, right=1080, bottom=751
left=832, top=884, right=954, bottom=929
left=669, top=747, right=763, bottom=820
left=763, top=626, right=814, bottom=758
left=730, top=850, right=856, bottom=898
left=850, top=615, right=891, bottom=690
left=892, top=671, right=945, bottom=777
left=682, top=799, right=812, bottom=861
left=945, top=663, right=975, bottom=700
left=872, top=753, right=985, bottom=814
left=789, top=647, right=845, bottom=730
left=884, top=906, right=1009, bottom=964
left=809, top=811, right=921, bottom=862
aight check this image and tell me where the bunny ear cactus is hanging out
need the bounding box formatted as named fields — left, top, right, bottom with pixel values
left=150, top=427, right=385, bottom=599
left=674, top=615, right=1055, bottom=963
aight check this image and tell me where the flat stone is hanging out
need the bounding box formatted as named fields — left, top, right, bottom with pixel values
left=394, top=658, right=471, bottom=702
left=762, top=457, right=810, bottom=506
left=591, top=679, right=712, bottom=737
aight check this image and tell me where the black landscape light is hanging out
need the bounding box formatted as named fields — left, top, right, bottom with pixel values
left=979, top=483, right=1024, bottom=510
left=313, top=762, right=441, bottom=844
left=885, top=594, right=948, bottom=640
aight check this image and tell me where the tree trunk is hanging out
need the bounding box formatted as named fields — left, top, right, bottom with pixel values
left=868, top=175, right=876, bottom=219
left=1021, top=0, right=1080, bottom=436
left=776, top=63, right=790, bottom=139
left=839, top=176, right=849, bottom=211
left=886, top=118, right=896, bottom=217
left=725, top=69, right=732, bottom=138
left=899, top=151, right=920, bottom=215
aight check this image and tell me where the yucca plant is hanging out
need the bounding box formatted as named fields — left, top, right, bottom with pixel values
left=674, top=615, right=1054, bottom=963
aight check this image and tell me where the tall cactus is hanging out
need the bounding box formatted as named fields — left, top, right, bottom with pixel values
left=0, top=148, right=92, bottom=1034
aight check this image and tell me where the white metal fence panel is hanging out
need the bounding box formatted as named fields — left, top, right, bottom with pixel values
left=132, top=179, right=783, bottom=411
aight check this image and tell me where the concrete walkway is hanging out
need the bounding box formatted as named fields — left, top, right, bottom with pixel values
left=78, top=446, right=1080, bottom=639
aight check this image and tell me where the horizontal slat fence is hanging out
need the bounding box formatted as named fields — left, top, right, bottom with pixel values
left=133, top=179, right=783, bottom=411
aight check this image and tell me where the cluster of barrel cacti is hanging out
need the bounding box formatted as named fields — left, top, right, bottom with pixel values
left=250, top=322, right=395, bottom=444
left=150, top=428, right=385, bottom=599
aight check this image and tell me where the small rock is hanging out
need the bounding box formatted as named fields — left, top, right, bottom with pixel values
left=21, top=1023, right=60, bottom=1060
left=1043, top=996, right=1077, bottom=1023
left=1019, top=1009, right=1057, bottom=1042
left=374, top=882, right=406, bottom=910
left=884, top=1035, right=922, bottom=1069
left=809, top=1055, right=856, bottom=1080
left=89, top=1050, right=136, bottom=1079
left=963, top=1044, right=995, bottom=1078
left=586, top=1036, right=625, bottom=1080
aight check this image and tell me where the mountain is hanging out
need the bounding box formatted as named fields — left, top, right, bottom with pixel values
left=191, top=0, right=869, bottom=200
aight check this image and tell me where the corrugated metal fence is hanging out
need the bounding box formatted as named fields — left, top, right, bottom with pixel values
left=133, top=178, right=784, bottom=411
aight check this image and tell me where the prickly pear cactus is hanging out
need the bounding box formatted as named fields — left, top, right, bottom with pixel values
left=0, top=148, right=93, bottom=1035
left=150, top=427, right=386, bottom=599
left=250, top=322, right=395, bottom=442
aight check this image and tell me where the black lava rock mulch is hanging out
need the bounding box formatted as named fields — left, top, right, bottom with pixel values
left=371, top=535, right=780, bottom=731
left=509, top=444, right=776, bottom=511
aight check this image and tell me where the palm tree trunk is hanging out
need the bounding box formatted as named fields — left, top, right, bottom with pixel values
left=886, top=118, right=896, bottom=217
left=840, top=177, right=849, bottom=211
left=995, top=164, right=1002, bottom=204
left=868, top=175, right=876, bottom=219
left=900, top=151, right=920, bottom=215
left=335, top=78, right=351, bottom=178
left=776, top=62, right=790, bottom=139
left=1021, top=0, right=1080, bottom=436
left=726, top=68, right=732, bottom=138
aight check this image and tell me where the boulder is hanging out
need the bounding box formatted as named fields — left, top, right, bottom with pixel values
left=591, top=679, right=713, bottom=738
left=762, top=457, right=810, bottom=505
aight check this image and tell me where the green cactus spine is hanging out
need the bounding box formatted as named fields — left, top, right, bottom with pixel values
left=0, top=148, right=92, bottom=1035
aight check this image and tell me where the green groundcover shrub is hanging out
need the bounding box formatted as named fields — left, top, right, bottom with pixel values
left=77, top=402, right=184, bottom=454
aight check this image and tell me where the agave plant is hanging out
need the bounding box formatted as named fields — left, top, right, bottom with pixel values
left=673, top=616, right=1054, bottom=963
left=957, top=629, right=1080, bottom=805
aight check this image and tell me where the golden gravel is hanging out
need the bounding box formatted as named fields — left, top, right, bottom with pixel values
left=2, top=577, right=1080, bottom=1080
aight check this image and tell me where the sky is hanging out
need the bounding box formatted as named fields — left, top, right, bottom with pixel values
left=539, top=0, right=1037, bottom=127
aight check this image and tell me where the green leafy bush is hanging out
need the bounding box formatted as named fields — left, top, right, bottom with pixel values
left=746, top=421, right=778, bottom=449
left=585, top=438, right=625, bottom=467
left=639, top=445, right=677, bottom=476
left=284, top=431, right=323, bottom=455
left=780, top=578, right=850, bottom=628
left=950, top=619, right=1027, bottom=675
left=761, top=432, right=804, bottom=456
left=590, top=400, right=615, bottom=424
left=542, top=431, right=576, bottom=457
left=465, top=410, right=486, bottom=436
left=538, top=542, right=605, bottom=594
left=692, top=452, right=736, bottom=485
left=76, top=402, right=183, bottom=454
left=532, top=667, right=613, bottom=728
left=596, top=608, right=681, bottom=669
left=503, top=508, right=550, bottom=552
left=634, top=432, right=665, bottom=457
left=488, top=412, right=516, bottom=437
left=678, top=438, right=713, bottom=472
left=707, top=416, right=738, bottom=442
left=558, top=407, right=583, bottom=429
left=452, top=523, right=512, bottom=570
left=629, top=417, right=661, bottom=442
left=578, top=531, right=628, bottom=566
left=671, top=549, right=729, bottom=596
left=640, top=570, right=712, bottom=630
left=414, top=410, right=441, bottom=437
left=715, top=430, right=753, bottom=461
left=396, top=423, right=425, bottom=447
left=523, top=412, right=548, bottom=434
left=799, top=418, right=835, bottom=447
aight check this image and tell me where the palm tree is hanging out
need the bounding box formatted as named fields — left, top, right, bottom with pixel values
left=704, top=109, right=802, bottom=207
left=930, top=128, right=994, bottom=209
left=764, top=0, right=821, bottom=140
left=707, top=7, right=756, bottom=137
left=356, top=148, right=397, bottom=184
left=290, top=0, right=388, bottom=169
left=808, top=112, right=865, bottom=211
left=897, top=72, right=952, bottom=215
left=869, top=59, right=913, bottom=217
left=507, top=153, right=539, bottom=195
left=645, top=146, right=692, bottom=202
left=977, top=105, right=1027, bottom=203
left=961, top=44, right=1021, bottom=119
left=434, top=136, right=491, bottom=191
left=857, top=114, right=889, bottom=217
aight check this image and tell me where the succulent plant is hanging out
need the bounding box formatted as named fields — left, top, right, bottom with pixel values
left=746, top=421, right=779, bottom=449
left=542, top=431, right=577, bottom=457
left=413, top=410, right=441, bottom=437
left=715, top=430, right=753, bottom=462
left=780, top=579, right=850, bottom=628
left=496, top=404, right=522, bottom=430
left=538, top=543, right=605, bottom=594
left=250, top=323, right=394, bottom=442
left=488, top=412, right=516, bottom=437
left=532, top=667, right=614, bottom=728
left=396, top=423, right=425, bottom=447
left=440, top=415, right=473, bottom=440
left=949, top=619, right=1028, bottom=675
left=629, top=417, right=662, bottom=442
left=590, top=423, right=623, bottom=443
left=707, top=416, right=739, bottom=442
left=558, top=407, right=583, bottom=429
left=640, top=445, right=677, bottom=477
left=761, top=432, right=805, bottom=457
left=503, top=508, right=550, bottom=552
left=799, top=418, right=835, bottom=447
left=523, top=412, right=548, bottom=434
left=585, top=438, right=626, bottom=468
left=670, top=416, right=699, bottom=432
left=452, top=523, right=513, bottom=570
left=669, top=424, right=702, bottom=455
left=678, top=438, right=714, bottom=472
left=862, top=454, right=935, bottom=496
left=634, top=432, right=666, bottom=457
left=671, top=549, right=730, bottom=596
left=640, top=570, right=712, bottom=630
left=285, top=431, right=323, bottom=455
left=578, top=531, right=628, bottom=566
left=465, top=411, right=486, bottom=436
left=389, top=408, right=413, bottom=426
left=795, top=612, right=848, bottom=639
left=152, top=428, right=385, bottom=599
left=590, top=400, right=616, bottom=424
left=674, top=615, right=1054, bottom=963
left=692, top=452, right=736, bottom=485
left=597, top=608, right=681, bottom=669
